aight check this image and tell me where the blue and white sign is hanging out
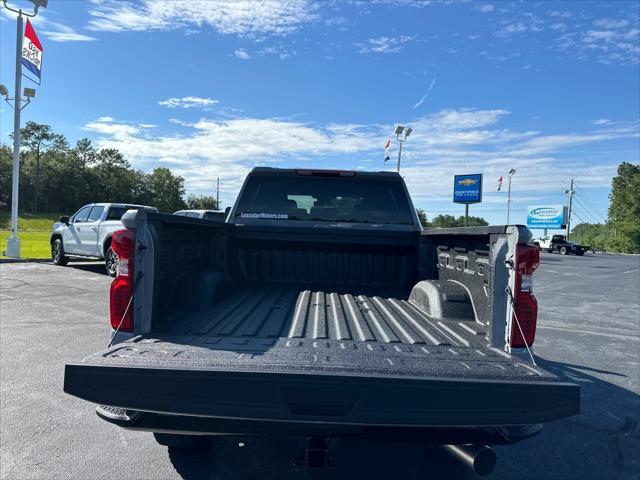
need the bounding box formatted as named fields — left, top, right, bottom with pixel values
left=526, top=205, right=567, bottom=229
left=453, top=174, right=483, bottom=204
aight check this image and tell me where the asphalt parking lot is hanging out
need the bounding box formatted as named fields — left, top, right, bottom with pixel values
left=1, top=253, right=639, bottom=480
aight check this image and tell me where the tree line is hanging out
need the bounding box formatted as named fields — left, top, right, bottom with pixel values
left=416, top=210, right=489, bottom=228
left=570, top=162, right=640, bottom=254
left=0, top=122, right=218, bottom=215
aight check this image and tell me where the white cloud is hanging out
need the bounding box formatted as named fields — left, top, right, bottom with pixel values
left=81, top=109, right=637, bottom=203
left=413, top=77, right=437, bottom=110
left=1, top=10, right=95, bottom=42
left=87, top=0, right=319, bottom=39
left=555, top=16, right=639, bottom=66
left=234, top=49, right=251, bottom=60
left=41, top=21, right=97, bottom=42
left=357, top=35, right=416, bottom=54
left=158, top=97, right=219, bottom=109
left=593, top=18, right=630, bottom=29
left=503, top=22, right=527, bottom=34
left=592, top=119, right=611, bottom=126
left=476, top=4, right=494, bottom=13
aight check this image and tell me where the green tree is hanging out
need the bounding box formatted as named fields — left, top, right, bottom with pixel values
left=607, top=162, right=640, bottom=253
left=458, top=215, right=489, bottom=227
left=186, top=194, right=219, bottom=210
left=17, top=122, right=67, bottom=213
left=144, top=167, right=187, bottom=213
left=430, top=214, right=489, bottom=228
left=571, top=223, right=607, bottom=251
left=0, top=146, right=11, bottom=209
left=416, top=208, right=430, bottom=227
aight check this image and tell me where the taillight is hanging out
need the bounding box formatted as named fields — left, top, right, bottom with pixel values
left=510, top=244, right=539, bottom=348
left=110, top=229, right=136, bottom=333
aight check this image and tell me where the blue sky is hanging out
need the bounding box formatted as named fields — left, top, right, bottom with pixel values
left=1, top=0, right=638, bottom=226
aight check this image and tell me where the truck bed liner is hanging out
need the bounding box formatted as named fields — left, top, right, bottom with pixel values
left=64, top=285, right=579, bottom=427
left=158, top=284, right=488, bottom=348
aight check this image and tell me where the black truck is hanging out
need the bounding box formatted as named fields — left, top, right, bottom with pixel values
left=64, top=168, right=579, bottom=475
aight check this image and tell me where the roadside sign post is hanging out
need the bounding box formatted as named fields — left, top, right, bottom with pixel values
left=2, top=0, right=46, bottom=258
left=453, top=174, right=483, bottom=225
left=5, top=9, right=24, bottom=258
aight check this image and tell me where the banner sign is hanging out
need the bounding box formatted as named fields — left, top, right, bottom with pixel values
left=453, top=174, right=483, bottom=204
left=526, top=205, right=567, bottom=229
left=21, top=19, right=43, bottom=80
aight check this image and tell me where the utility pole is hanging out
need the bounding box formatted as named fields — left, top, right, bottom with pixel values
left=396, top=140, right=403, bottom=173
left=565, top=178, right=575, bottom=239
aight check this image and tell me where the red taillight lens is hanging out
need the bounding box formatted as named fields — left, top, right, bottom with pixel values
left=510, top=244, right=539, bottom=348
left=110, top=229, right=135, bottom=332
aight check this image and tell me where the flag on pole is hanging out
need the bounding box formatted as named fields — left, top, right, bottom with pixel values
left=384, top=138, right=391, bottom=162
left=21, top=19, right=43, bottom=81
left=497, top=175, right=503, bottom=191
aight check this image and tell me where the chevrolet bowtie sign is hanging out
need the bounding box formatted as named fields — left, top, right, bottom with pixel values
left=453, top=174, right=483, bottom=204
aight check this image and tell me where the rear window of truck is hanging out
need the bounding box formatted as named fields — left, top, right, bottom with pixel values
left=235, top=175, right=414, bottom=225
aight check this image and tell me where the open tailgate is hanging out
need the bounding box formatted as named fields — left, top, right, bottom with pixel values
left=64, top=335, right=579, bottom=427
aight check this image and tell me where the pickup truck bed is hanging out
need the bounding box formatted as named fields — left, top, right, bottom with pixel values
left=65, top=284, right=577, bottom=428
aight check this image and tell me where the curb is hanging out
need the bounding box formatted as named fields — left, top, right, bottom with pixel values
left=0, top=258, right=51, bottom=264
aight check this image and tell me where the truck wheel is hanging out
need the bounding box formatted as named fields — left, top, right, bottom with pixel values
left=51, top=239, right=69, bottom=266
left=559, top=246, right=568, bottom=255
left=153, top=433, right=208, bottom=450
left=105, top=247, right=118, bottom=277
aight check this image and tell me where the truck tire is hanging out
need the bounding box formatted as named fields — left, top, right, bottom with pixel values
left=51, top=238, right=69, bottom=266
left=153, top=433, right=208, bottom=450
left=559, top=246, right=569, bottom=255
left=105, top=247, right=118, bottom=277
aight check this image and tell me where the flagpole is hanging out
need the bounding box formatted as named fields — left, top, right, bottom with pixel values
left=6, top=9, right=24, bottom=258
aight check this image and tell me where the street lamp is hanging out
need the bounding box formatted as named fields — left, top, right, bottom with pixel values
left=394, top=125, right=412, bottom=173
left=506, top=168, right=516, bottom=225
left=2, top=0, right=46, bottom=258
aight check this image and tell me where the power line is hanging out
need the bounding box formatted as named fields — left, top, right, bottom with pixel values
left=573, top=197, right=604, bottom=224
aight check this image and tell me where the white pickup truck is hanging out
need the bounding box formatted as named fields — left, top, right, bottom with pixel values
left=50, top=203, right=157, bottom=276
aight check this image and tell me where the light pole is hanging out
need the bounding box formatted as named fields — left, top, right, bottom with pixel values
left=393, top=125, right=412, bottom=173
left=2, top=0, right=46, bottom=258
left=506, top=168, right=516, bottom=225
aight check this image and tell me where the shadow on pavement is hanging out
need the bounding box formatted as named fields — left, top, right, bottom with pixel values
left=164, top=356, right=639, bottom=480
left=67, top=262, right=108, bottom=275
left=493, top=356, right=640, bottom=480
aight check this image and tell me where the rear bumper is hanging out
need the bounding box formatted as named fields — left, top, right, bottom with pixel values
left=95, top=405, right=543, bottom=445
left=64, top=364, right=580, bottom=428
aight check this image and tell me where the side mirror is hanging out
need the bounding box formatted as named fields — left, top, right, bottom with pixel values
left=59, top=216, right=70, bottom=225
left=224, top=206, right=231, bottom=218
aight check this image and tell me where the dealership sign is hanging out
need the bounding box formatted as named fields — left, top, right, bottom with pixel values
left=526, top=205, right=567, bottom=229
left=453, top=174, right=483, bottom=204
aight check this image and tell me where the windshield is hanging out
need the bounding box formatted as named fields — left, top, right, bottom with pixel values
left=235, top=175, right=414, bottom=225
